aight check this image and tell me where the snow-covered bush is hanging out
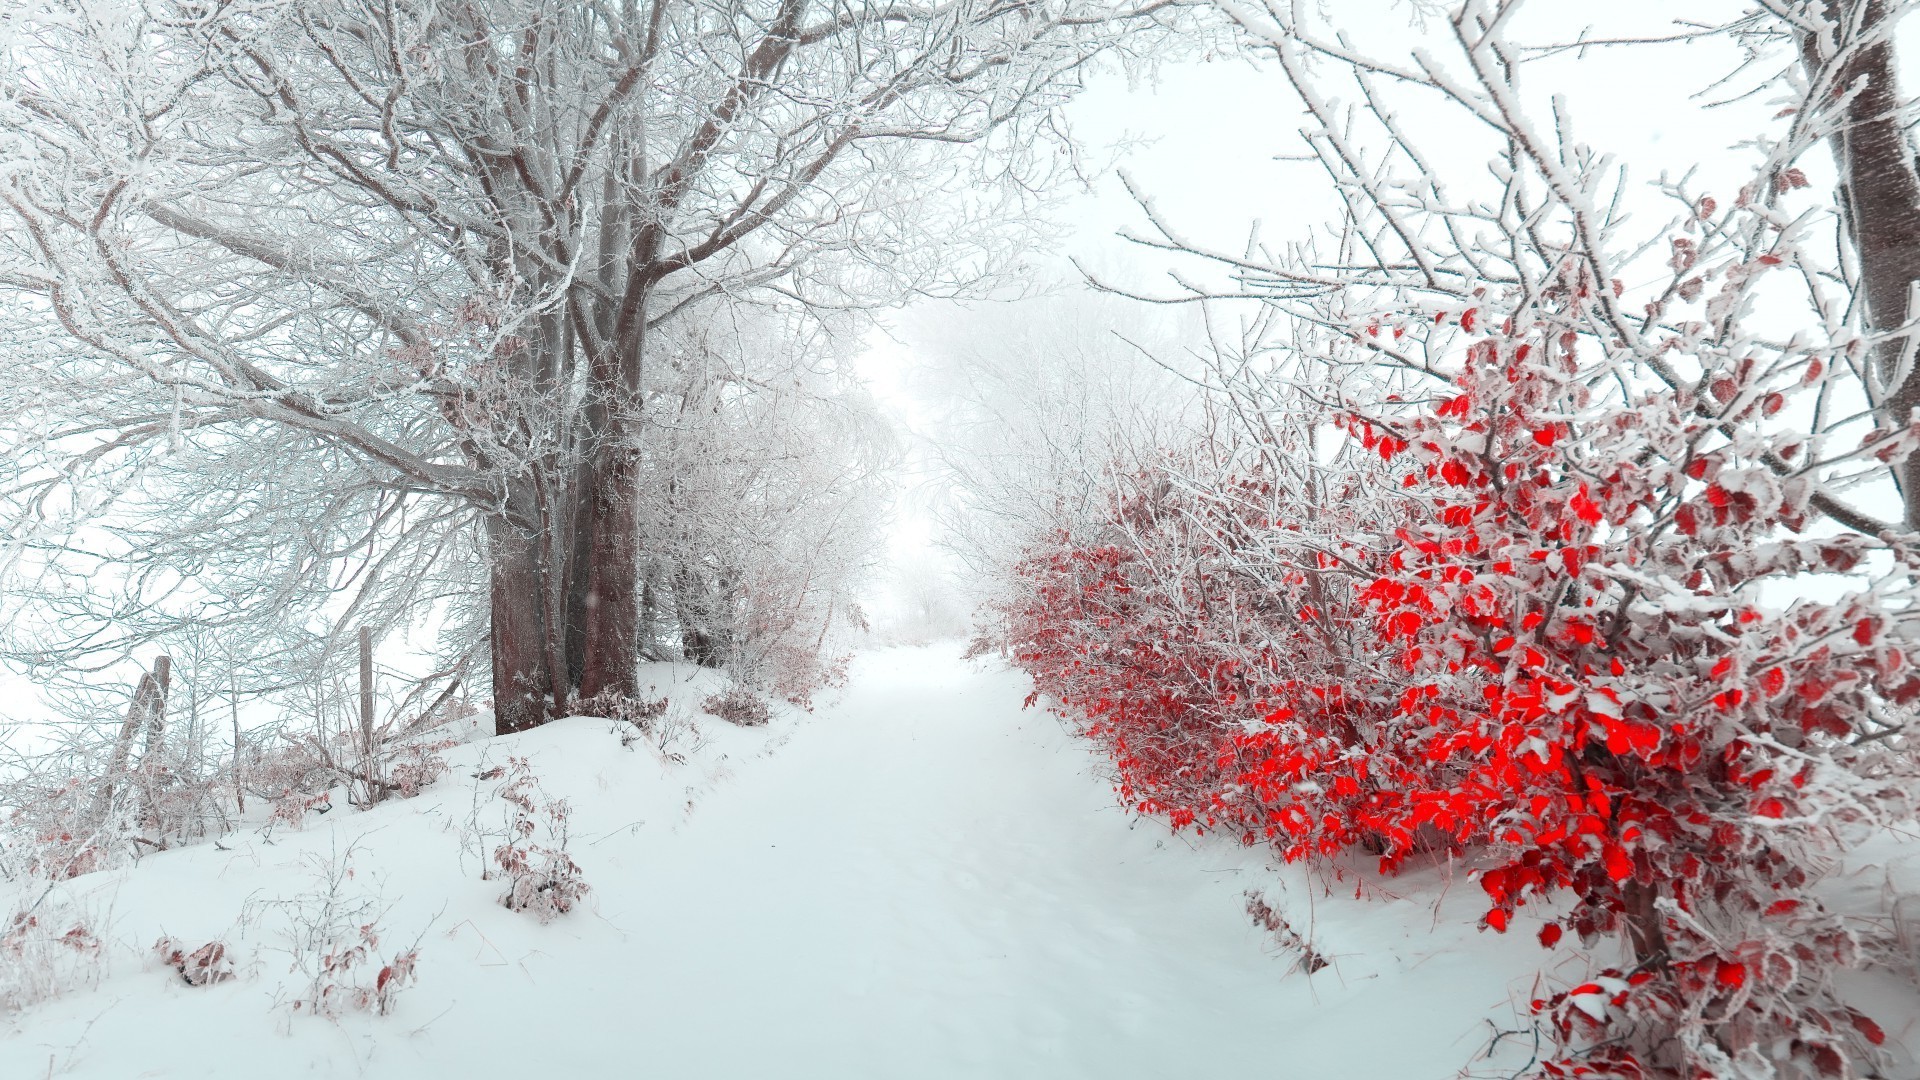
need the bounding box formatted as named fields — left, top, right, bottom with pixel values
left=996, top=3, right=1920, bottom=1075
left=1013, top=316, right=1920, bottom=1075
left=0, top=674, right=462, bottom=881
left=266, top=846, right=422, bottom=1019
left=701, top=688, right=773, bottom=729
left=488, top=758, right=588, bottom=923
left=153, top=937, right=234, bottom=987
left=0, top=902, right=102, bottom=1013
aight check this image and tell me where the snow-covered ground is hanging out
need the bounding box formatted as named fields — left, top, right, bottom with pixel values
left=3, top=646, right=1910, bottom=1079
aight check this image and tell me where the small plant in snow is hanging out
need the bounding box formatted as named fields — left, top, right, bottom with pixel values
left=383, top=737, right=453, bottom=799
left=700, top=687, right=771, bottom=728
left=0, top=900, right=102, bottom=1012
left=153, top=937, right=233, bottom=986
left=489, top=757, right=587, bottom=922
left=261, top=843, right=424, bottom=1019
left=1244, top=891, right=1329, bottom=975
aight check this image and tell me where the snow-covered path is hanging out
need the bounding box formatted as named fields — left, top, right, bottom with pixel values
left=0, top=647, right=1551, bottom=1079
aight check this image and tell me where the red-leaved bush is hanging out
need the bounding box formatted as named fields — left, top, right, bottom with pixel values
left=490, top=757, right=588, bottom=922
left=1008, top=291, right=1920, bottom=1076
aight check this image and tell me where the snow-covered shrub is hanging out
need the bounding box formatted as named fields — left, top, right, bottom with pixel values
left=1013, top=311, right=1920, bottom=1074
left=0, top=677, right=460, bottom=883
left=701, top=688, right=773, bottom=728
left=260, top=790, right=334, bottom=835
left=251, top=721, right=454, bottom=814
left=0, top=902, right=102, bottom=1012
left=988, top=1, right=1920, bottom=1071
left=488, top=758, right=587, bottom=923
left=266, top=845, right=422, bottom=1019
left=153, top=937, right=234, bottom=987
left=577, top=690, right=670, bottom=729
left=2, top=778, right=113, bottom=882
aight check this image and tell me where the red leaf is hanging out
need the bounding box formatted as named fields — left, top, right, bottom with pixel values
left=1760, top=668, right=1787, bottom=697
left=1603, top=845, right=1632, bottom=883
left=1851, top=1011, right=1887, bottom=1047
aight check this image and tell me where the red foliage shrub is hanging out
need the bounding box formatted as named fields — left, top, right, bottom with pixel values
left=290, top=922, right=417, bottom=1018
left=1007, top=303, right=1920, bottom=1076
left=490, top=757, right=588, bottom=922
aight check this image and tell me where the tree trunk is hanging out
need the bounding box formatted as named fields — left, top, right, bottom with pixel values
left=1806, top=0, right=1920, bottom=526
left=1622, top=879, right=1670, bottom=970
left=575, top=276, right=648, bottom=706
left=488, top=511, right=557, bottom=735
left=578, top=439, right=644, bottom=701
left=638, top=561, right=662, bottom=661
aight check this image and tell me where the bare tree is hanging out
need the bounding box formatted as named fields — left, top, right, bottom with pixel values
left=0, top=0, right=1186, bottom=731
left=914, top=291, right=1197, bottom=600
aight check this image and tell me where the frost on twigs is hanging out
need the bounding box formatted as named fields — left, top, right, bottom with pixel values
left=1244, top=891, right=1328, bottom=975
left=486, top=758, right=588, bottom=923
left=0, top=901, right=102, bottom=1012
left=259, top=843, right=425, bottom=1019
left=1000, top=0, right=1920, bottom=1071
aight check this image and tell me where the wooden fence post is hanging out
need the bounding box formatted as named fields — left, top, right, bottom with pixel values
left=359, top=626, right=379, bottom=803
left=231, top=669, right=245, bottom=816
left=141, top=655, right=171, bottom=759
left=95, top=653, right=171, bottom=824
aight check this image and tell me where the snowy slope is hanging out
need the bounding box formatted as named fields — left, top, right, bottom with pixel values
left=6, top=646, right=1900, bottom=1079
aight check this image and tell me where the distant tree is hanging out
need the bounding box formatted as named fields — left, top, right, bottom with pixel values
left=636, top=312, right=895, bottom=700
left=914, top=292, right=1195, bottom=614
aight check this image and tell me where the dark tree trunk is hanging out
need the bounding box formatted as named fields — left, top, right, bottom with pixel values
left=638, top=563, right=663, bottom=661
left=488, top=512, right=558, bottom=735
left=561, top=461, right=595, bottom=696
left=674, top=563, right=732, bottom=668
left=578, top=440, right=645, bottom=701
left=575, top=284, right=648, bottom=706
left=1622, top=879, right=1670, bottom=970
left=1806, top=0, right=1920, bottom=526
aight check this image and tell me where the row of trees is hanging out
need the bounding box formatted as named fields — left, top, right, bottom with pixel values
left=971, top=1, right=1920, bottom=1075
left=0, top=0, right=1187, bottom=733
